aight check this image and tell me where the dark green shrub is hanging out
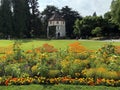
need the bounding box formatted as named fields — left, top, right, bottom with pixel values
left=37, top=64, right=49, bottom=77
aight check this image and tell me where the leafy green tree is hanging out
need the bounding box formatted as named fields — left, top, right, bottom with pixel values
left=73, top=19, right=81, bottom=38
left=0, top=0, right=13, bottom=38
left=74, top=14, right=120, bottom=39
left=29, top=0, right=39, bottom=17
left=111, top=0, right=120, bottom=25
left=92, top=27, right=102, bottom=37
left=61, top=6, right=82, bottom=38
left=104, top=11, right=112, bottom=20
left=42, top=5, right=59, bottom=21
left=76, top=16, right=99, bottom=38
left=104, top=11, right=120, bottom=37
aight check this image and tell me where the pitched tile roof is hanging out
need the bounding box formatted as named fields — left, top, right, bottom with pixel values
left=49, top=13, right=65, bottom=21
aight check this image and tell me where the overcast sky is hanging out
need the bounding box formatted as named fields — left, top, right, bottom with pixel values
left=38, top=0, right=113, bottom=16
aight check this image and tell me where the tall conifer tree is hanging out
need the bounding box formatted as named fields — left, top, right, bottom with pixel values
left=29, top=0, right=42, bottom=38
left=12, top=0, right=30, bottom=38
left=0, top=0, right=13, bottom=38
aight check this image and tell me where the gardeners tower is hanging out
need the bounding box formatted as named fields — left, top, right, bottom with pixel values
left=47, top=13, right=66, bottom=38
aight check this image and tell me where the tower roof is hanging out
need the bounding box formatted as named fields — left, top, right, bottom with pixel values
left=49, top=13, right=65, bottom=21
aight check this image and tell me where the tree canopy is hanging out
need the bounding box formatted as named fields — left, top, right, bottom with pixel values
left=0, top=0, right=119, bottom=39
left=111, top=0, right=120, bottom=25
left=61, top=6, right=82, bottom=38
left=73, top=14, right=120, bottom=39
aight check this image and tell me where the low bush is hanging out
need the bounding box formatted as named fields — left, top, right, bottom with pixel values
left=5, top=64, right=21, bottom=77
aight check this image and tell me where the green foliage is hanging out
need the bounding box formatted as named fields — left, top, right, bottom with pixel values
left=92, top=27, right=102, bottom=37
left=111, top=0, right=120, bottom=25
left=20, top=73, right=30, bottom=78
left=0, top=0, right=41, bottom=38
left=73, top=14, right=120, bottom=38
left=61, top=6, right=82, bottom=37
left=73, top=19, right=81, bottom=36
left=108, top=56, right=120, bottom=72
left=104, top=11, right=112, bottom=20
left=0, top=62, right=6, bottom=76
left=78, top=52, right=91, bottom=60
left=103, top=71, right=120, bottom=80
left=42, top=5, right=59, bottom=20
left=97, top=44, right=115, bottom=58
left=19, top=63, right=31, bottom=76
left=48, top=70, right=61, bottom=78
left=5, top=64, right=21, bottom=77
left=83, top=67, right=120, bottom=80
left=0, top=0, right=13, bottom=38
left=83, top=68, right=96, bottom=78
left=12, top=0, right=31, bottom=38
left=37, top=64, right=49, bottom=77
left=13, top=41, right=25, bottom=60
left=29, top=0, right=43, bottom=38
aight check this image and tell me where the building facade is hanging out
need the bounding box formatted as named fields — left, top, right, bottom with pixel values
left=47, top=13, right=66, bottom=38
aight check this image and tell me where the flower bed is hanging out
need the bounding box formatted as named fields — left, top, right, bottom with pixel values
left=0, top=41, right=120, bottom=86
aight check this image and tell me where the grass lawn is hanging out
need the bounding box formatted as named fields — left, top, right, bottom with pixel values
left=0, top=39, right=120, bottom=50
left=0, top=84, right=120, bottom=90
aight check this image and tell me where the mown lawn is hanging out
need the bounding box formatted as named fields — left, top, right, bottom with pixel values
left=0, top=84, right=120, bottom=90
left=0, top=39, right=120, bottom=50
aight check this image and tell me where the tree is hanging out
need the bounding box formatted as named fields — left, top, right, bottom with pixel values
left=42, top=5, right=59, bottom=21
left=61, top=6, right=82, bottom=38
left=29, top=0, right=39, bottom=17
left=73, top=14, right=120, bottom=39
left=75, top=16, right=100, bottom=38
left=0, top=2, right=3, bottom=38
left=91, top=27, right=102, bottom=37
left=41, top=5, right=59, bottom=37
left=12, top=0, right=31, bottom=38
left=73, top=19, right=81, bottom=38
left=104, top=11, right=112, bottom=20
left=29, top=0, right=42, bottom=38
left=0, top=0, right=13, bottom=38
left=93, top=12, right=97, bottom=17
left=111, top=0, right=120, bottom=25
left=104, top=11, right=120, bottom=37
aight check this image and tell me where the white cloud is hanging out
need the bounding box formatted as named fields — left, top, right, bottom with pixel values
left=38, top=0, right=113, bottom=16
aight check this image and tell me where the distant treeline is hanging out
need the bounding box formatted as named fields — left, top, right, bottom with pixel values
left=0, top=0, right=120, bottom=39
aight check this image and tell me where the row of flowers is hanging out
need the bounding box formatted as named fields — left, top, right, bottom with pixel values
left=0, top=76, right=120, bottom=86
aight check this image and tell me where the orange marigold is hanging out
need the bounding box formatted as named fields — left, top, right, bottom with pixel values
left=69, top=42, right=87, bottom=53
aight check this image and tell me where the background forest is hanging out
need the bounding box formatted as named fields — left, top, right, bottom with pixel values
left=0, top=0, right=120, bottom=39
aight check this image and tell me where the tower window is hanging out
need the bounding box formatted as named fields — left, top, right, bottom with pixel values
left=50, top=21, right=52, bottom=24
left=57, top=21, right=59, bottom=24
